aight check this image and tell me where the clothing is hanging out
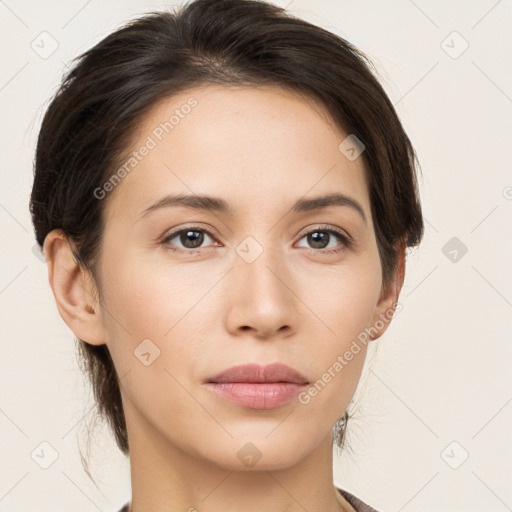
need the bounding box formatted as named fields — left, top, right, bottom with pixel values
left=337, top=487, right=381, bottom=512
left=117, top=488, right=380, bottom=512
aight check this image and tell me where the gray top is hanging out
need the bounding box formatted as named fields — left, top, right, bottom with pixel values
left=337, top=487, right=381, bottom=512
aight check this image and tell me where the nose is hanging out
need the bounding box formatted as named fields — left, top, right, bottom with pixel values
left=224, top=244, right=297, bottom=340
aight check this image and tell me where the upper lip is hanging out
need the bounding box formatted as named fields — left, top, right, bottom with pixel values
left=206, top=363, right=309, bottom=385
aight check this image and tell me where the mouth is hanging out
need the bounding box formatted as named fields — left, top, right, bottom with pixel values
left=204, top=363, right=309, bottom=410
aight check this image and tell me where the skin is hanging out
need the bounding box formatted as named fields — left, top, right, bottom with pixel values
left=44, top=85, right=405, bottom=512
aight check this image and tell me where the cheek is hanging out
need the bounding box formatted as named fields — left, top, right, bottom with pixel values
left=98, top=247, right=218, bottom=377
left=295, top=264, right=381, bottom=422
left=99, top=245, right=191, bottom=335
left=302, top=256, right=382, bottom=343
left=98, top=254, right=208, bottom=417
left=298, top=253, right=382, bottom=393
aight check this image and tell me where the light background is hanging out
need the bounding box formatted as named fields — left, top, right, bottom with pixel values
left=1, top=1, right=511, bottom=511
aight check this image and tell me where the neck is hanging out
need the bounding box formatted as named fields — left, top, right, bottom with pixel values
left=124, top=403, right=350, bottom=512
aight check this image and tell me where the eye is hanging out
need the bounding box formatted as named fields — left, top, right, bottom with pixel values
left=160, top=224, right=352, bottom=255
left=161, top=226, right=219, bottom=253
left=295, top=226, right=352, bottom=254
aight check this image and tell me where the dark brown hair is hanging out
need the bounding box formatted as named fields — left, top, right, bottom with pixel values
left=30, top=0, right=423, bottom=463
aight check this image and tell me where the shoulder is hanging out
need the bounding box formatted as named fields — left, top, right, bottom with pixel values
left=336, top=487, right=383, bottom=512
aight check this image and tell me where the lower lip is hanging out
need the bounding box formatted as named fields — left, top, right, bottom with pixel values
left=205, top=382, right=307, bottom=409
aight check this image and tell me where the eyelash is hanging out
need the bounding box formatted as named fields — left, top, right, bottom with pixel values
left=160, top=224, right=353, bottom=255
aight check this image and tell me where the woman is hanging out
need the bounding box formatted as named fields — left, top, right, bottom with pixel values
left=30, top=0, right=424, bottom=510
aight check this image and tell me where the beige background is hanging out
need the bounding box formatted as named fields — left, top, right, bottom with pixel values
left=1, top=0, right=511, bottom=511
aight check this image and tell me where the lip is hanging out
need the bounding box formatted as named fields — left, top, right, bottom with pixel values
left=206, top=363, right=309, bottom=385
left=204, top=363, right=309, bottom=410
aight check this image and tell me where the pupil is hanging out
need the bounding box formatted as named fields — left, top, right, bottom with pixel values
left=309, top=231, right=328, bottom=249
left=181, top=230, right=203, bottom=248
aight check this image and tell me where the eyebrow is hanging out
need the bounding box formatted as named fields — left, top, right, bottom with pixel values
left=138, top=192, right=367, bottom=224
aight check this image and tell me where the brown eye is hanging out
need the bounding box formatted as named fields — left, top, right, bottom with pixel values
left=178, top=230, right=204, bottom=249
left=306, top=231, right=331, bottom=249
left=162, top=227, right=217, bottom=253
left=296, top=227, right=352, bottom=254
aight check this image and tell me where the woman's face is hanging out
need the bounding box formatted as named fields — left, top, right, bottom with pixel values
left=91, top=85, right=400, bottom=469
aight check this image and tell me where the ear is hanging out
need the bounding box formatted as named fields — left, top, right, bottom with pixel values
left=43, top=229, right=107, bottom=346
left=369, top=239, right=406, bottom=342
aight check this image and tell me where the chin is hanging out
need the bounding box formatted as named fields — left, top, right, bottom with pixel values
left=192, top=431, right=314, bottom=472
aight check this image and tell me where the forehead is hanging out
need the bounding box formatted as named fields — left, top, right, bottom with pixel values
left=103, top=84, right=371, bottom=223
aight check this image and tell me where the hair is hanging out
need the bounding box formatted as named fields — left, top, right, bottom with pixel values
left=30, top=0, right=424, bottom=467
